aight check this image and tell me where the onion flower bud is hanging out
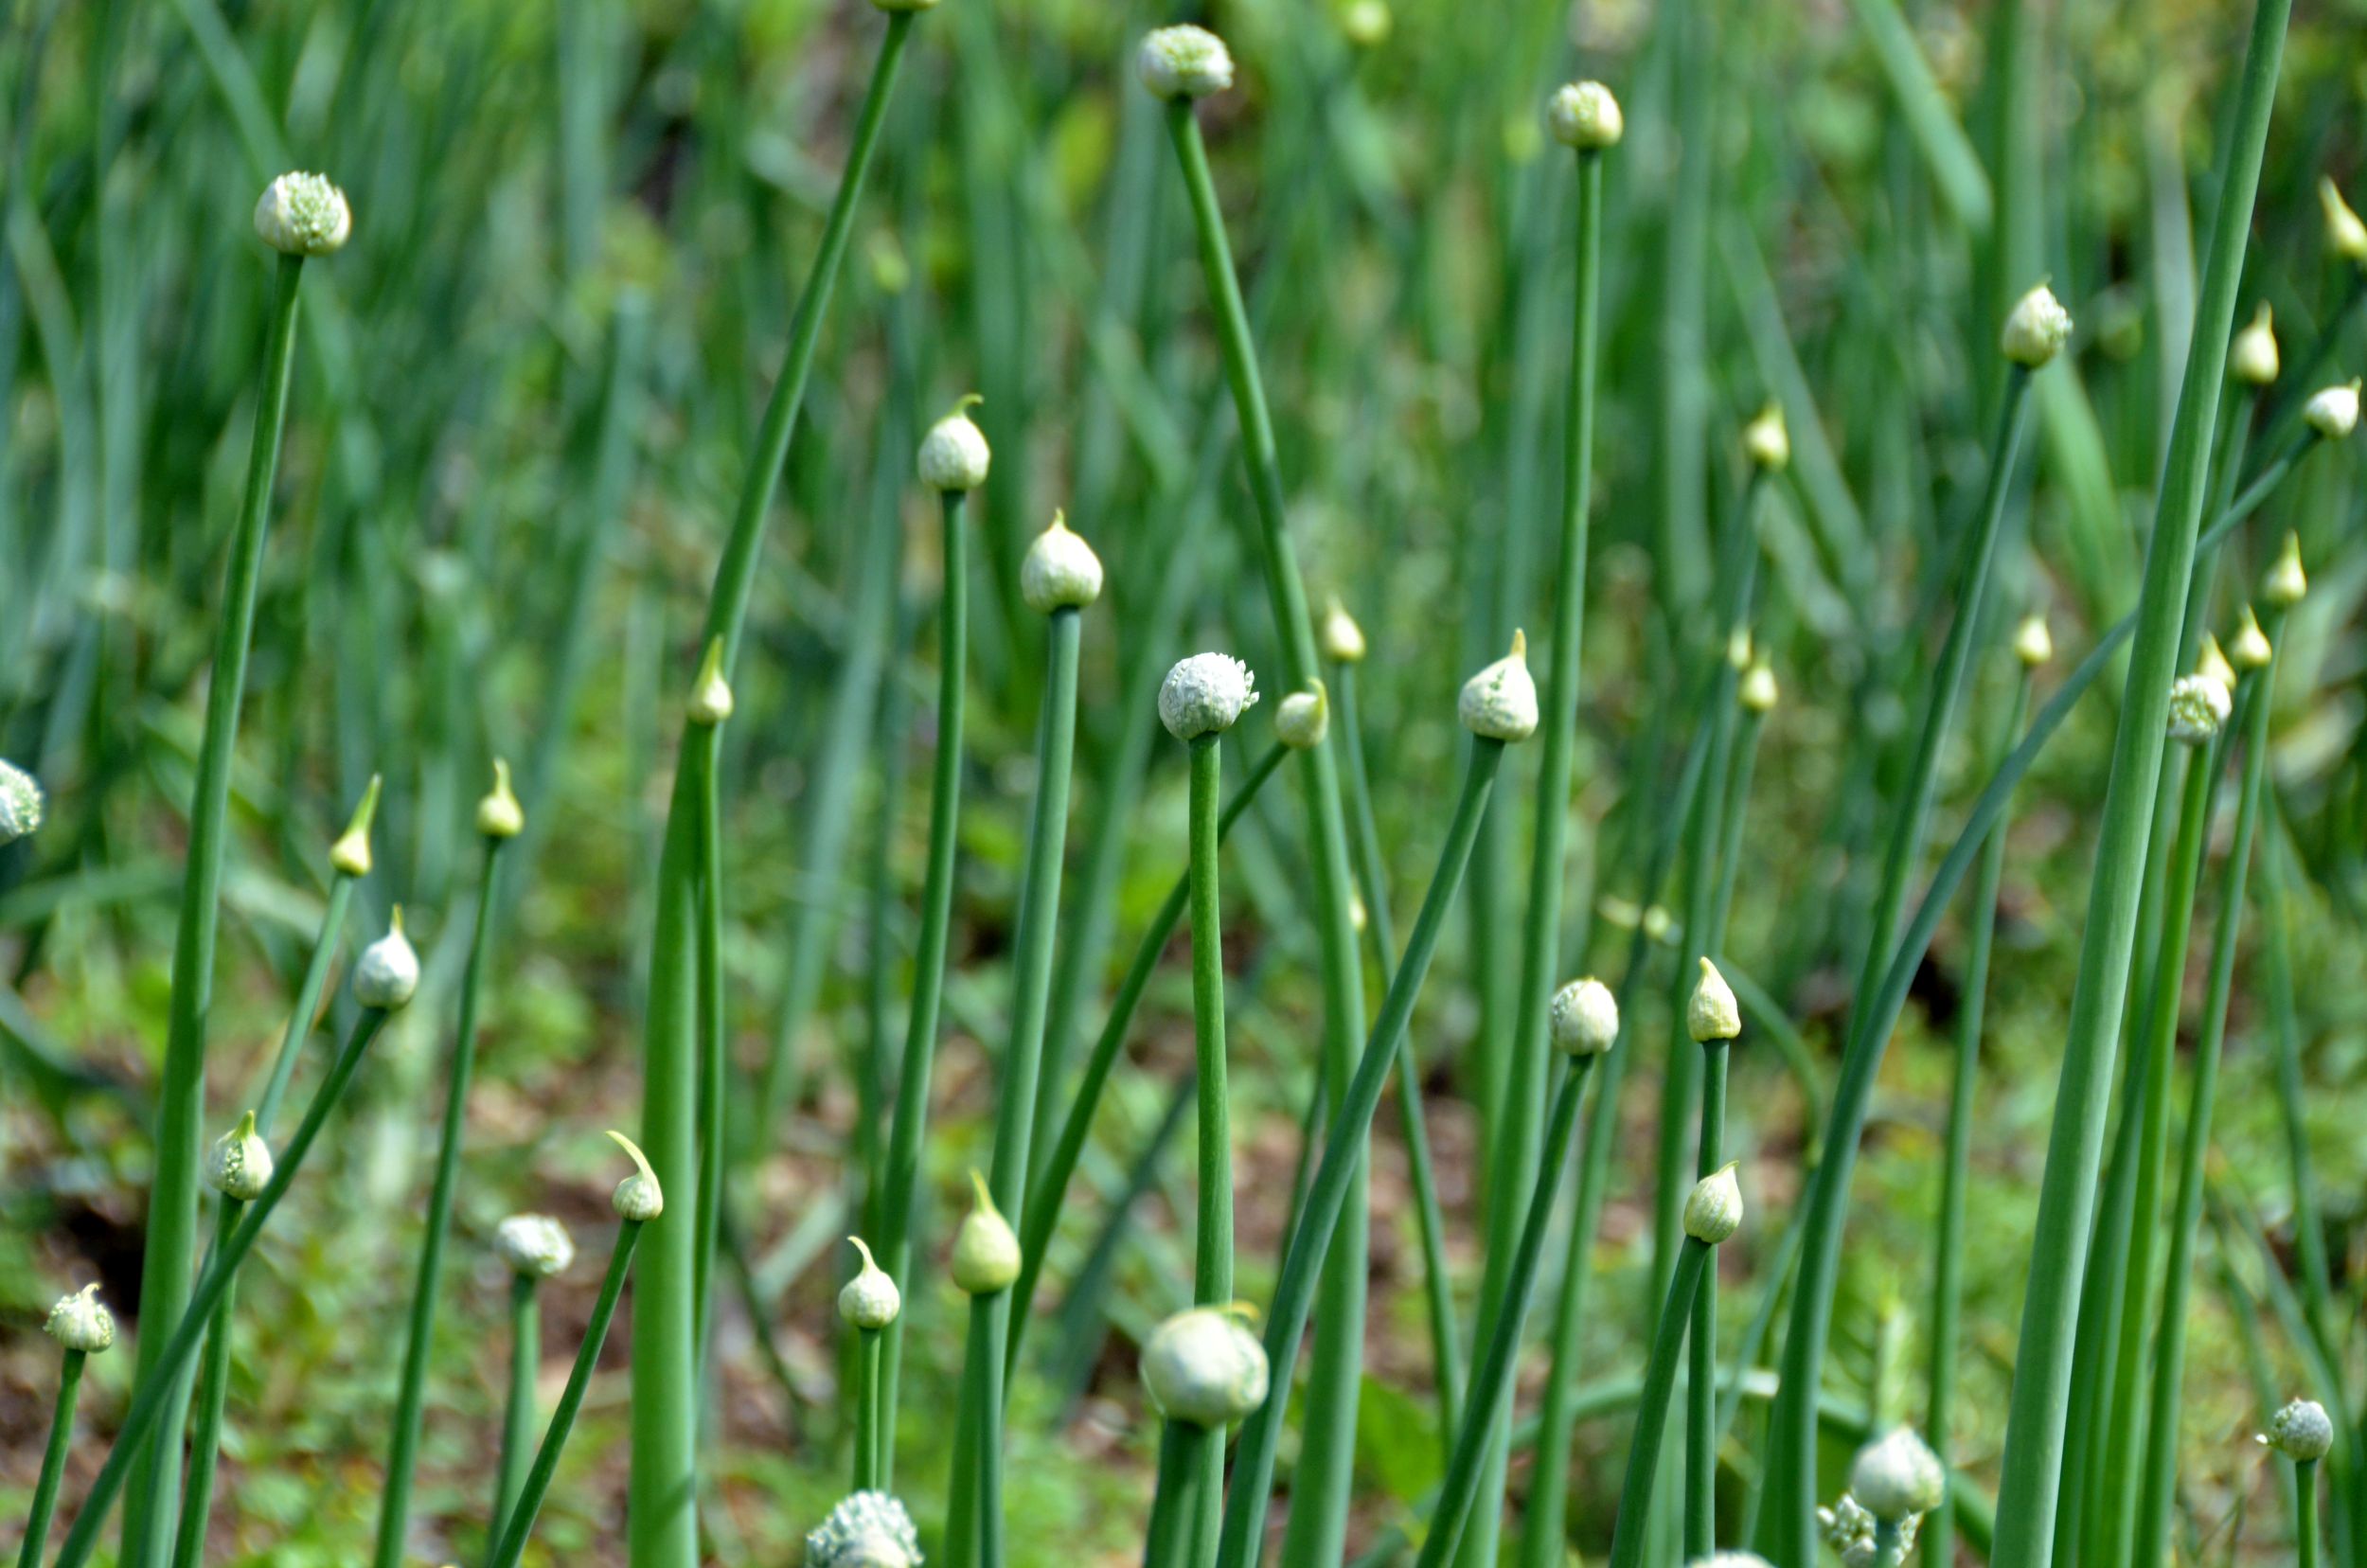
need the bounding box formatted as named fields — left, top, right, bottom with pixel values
left=1682, top=1163, right=1743, bottom=1245
left=2165, top=672, right=2233, bottom=745
left=204, top=1109, right=274, bottom=1201
left=952, top=1171, right=1021, bottom=1294
left=2230, top=303, right=2280, bottom=385
left=917, top=397, right=990, bottom=492
left=2197, top=633, right=2236, bottom=693
left=1140, top=1304, right=1270, bottom=1426
left=0, top=758, right=44, bottom=846
left=2262, top=531, right=2307, bottom=608
left=493, top=1214, right=577, bottom=1278
left=1020, top=510, right=1104, bottom=614
left=476, top=757, right=525, bottom=840
left=1137, top=26, right=1235, bottom=100
left=2303, top=378, right=2361, bottom=440
left=1848, top=1427, right=1946, bottom=1522
left=45, top=1284, right=116, bottom=1354
left=1161, top=653, right=1259, bottom=740
left=2323, top=178, right=2367, bottom=266
left=329, top=775, right=383, bottom=878
left=839, top=1237, right=902, bottom=1330
left=2013, top=615, right=2053, bottom=669
left=1319, top=597, right=1367, bottom=664
left=2000, top=283, right=2073, bottom=367
left=1459, top=629, right=1539, bottom=742
left=2262, top=1398, right=2336, bottom=1463
left=2228, top=606, right=2273, bottom=672
left=1686, top=956, right=1741, bottom=1042
left=806, top=1490, right=924, bottom=1568
left=689, top=637, right=735, bottom=727
left=354, top=907, right=420, bottom=1009
left=254, top=172, right=352, bottom=257
left=1549, top=976, right=1619, bottom=1057
left=1742, top=401, right=1790, bottom=471
left=1273, top=681, right=1329, bottom=750
left=608, top=1130, right=664, bottom=1221
left=1545, top=81, right=1623, bottom=151
left=1738, top=660, right=1778, bottom=715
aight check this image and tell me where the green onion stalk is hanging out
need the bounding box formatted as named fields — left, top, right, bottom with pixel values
left=1463, top=83, right=1617, bottom=1562
left=1212, top=631, right=1535, bottom=1568
left=489, top=1213, right=579, bottom=1541
left=692, top=640, right=733, bottom=1372
left=1151, top=35, right=1373, bottom=1560
left=1984, top=0, right=2292, bottom=1554
left=486, top=1136, right=662, bottom=1568
left=627, top=15, right=917, bottom=1566
left=2261, top=1399, right=2337, bottom=1568
left=120, top=173, right=348, bottom=1568
left=1921, top=623, right=2045, bottom=1568
left=22, top=1287, right=116, bottom=1568
left=837, top=1238, right=900, bottom=1492
left=1761, top=294, right=2060, bottom=1562
left=1685, top=959, right=1744, bottom=1557
left=371, top=764, right=524, bottom=1568
left=253, top=776, right=381, bottom=1129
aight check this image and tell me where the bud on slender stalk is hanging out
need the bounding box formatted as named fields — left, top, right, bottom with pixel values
left=2230, top=303, right=2280, bottom=385
left=2197, top=633, right=2237, bottom=693
left=1848, top=1427, right=1946, bottom=1521
left=2000, top=283, right=2073, bottom=367
left=476, top=758, right=525, bottom=840
left=1137, top=25, right=1235, bottom=100
left=1319, top=597, right=1367, bottom=664
left=839, top=1237, right=902, bottom=1329
left=44, top=1284, right=116, bottom=1354
left=2014, top=615, right=2053, bottom=669
left=608, top=1130, right=664, bottom=1221
left=1545, top=80, right=1623, bottom=151
left=0, top=758, right=45, bottom=846
left=2261, top=1398, right=2336, bottom=1462
left=1459, top=629, right=1539, bottom=741
left=2165, top=672, right=2233, bottom=744
left=329, top=775, right=383, bottom=877
left=806, top=1491, right=924, bottom=1568
left=1742, top=401, right=1790, bottom=471
left=2322, top=177, right=2367, bottom=266
left=1739, top=660, right=1778, bottom=714
left=254, top=172, right=352, bottom=256
left=2263, top=531, right=2307, bottom=607
left=2303, top=379, right=2361, bottom=440
left=1687, top=957, right=1741, bottom=1042
left=2229, top=606, right=2273, bottom=671
left=688, top=636, right=735, bottom=727
left=952, top=1170, right=1021, bottom=1294
left=1141, top=1304, right=1271, bottom=1426
left=354, top=907, right=420, bottom=1009
left=494, top=1214, right=577, bottom=1278
left=204, top=1109, right=274, bottom=1201
left=1274, top=681, right=1329, bottom=749
left=1682, top=1164, right=1744, bottom=1244
left=1160, top=652, right=1259, bottom=740
left=1549, top=976, right=1620, bottom=1057
left=1020, top=510, right=1104, bottom=613
left=916, top=396, right=991, bottom=492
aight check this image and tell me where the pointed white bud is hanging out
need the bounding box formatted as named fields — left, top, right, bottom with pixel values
left=839, top=1237, right=902, bottom=1329
left=2263, top=531, right=2307, bottom=608
left=1687, top=957, right=1741, bottom=1042
left=1274, top=681, right=1329, bottom=750
left=1319, top=597, right=1368, bottom=664
left=1549, top=977, right=1619, bottom=1057
left=688, top=637, right=735, bottom=727
left=1848, top=1427, right=1946, bottom=1521
left=952, top=1171, right=1021, bottom=1294
left=329, top=775, right=383, bottom=878
left=2304, top=379, right=2360, bottom=440
left=1742, top=402, right=1790, bottom=471
left=2198, top=633, right=2236, bottom=693
left=494, top=1214, right=578, bottom=1278
left=1739, top=660, right=1779, bottom=714
left=2323, top=178, right=2367, bottom=265
left=44, top=1284, right=116, bottom=1354
left=1020, top=510, right=1103, bottom=613
left=205, top=1109, right=274, bottom=1201
left=1459, top=629, right=1539, bottom=742
left=1682, top=1163, right=1744, bottom=1244
left=353, top=907, right=420, bottom=1009
left=2230, top=303, right=2280, bottom=385
left=2229, top=607, right=2273, bottom=672
left=608, top=1130, right=664, bottom=1221
left=2013, top=615, right=2053, bottom=669
left=2000, top=284, right=2073, bottom=367
left=476, top=757, right=525, bottom=840
left=254, top=172, right=352, bottom=257
left=1160, top=653, right=1259, bottom=740
left=917, top=397, right=990, bottom=491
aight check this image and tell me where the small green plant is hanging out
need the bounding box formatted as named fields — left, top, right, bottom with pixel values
left=490, top=1213, right=577, bottom=1541
left=21, top=1287, right=116, bottom=1568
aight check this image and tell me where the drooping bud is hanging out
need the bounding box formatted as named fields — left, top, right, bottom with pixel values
left=1274, top=681, right=1329, bottom=750
left=1848, top=1427, right=1947, bottom=1522
left=1020, top=510, right=1104, bottom=613
left=476, top=757, right=525, bottom=840
left=329, top=775, right=383, bottom=878
left=1545, top=81, right=1623, bottom=151
left=839, top=1237, right=902, bottom=1330
left=0, top=759, right=44, bottom=846
left=2230, top=303, right=2280, bottom=385
left=353, top=907, right=420, bottom=1009
left=917, top=396, right=991, bottom=492
left=1738, top=660, right=1779, bottom=714
left=2013, top=615, right=2053, bottom=669
left=2262, top=1398, right=2336, bottom=1463
left=44, top=1284, right=116, bottom=1354
left=1137, top=26, right=1235, bottom=100
left=805, top=1491, right=924, bottom=1568
left=951, top=1171, right=1021, bottom=1294
left=1160, top=653, right=1260, bottom=740
left=1459, top=629, right=1539, bottom=742
left=1140, top=1304, right=1271, bottom=1426
left=2262, top=531, right=2307, bottom=608
left=1742, top=402, right=1790, bottom=471
left=2197, top=633, right=2236, bottom=693
left=2000, top=283, right=2073, bottom=367
left=1549, top=977, right=1619, bottom=1057
left=2229, top=606, right=2273, bottom=672
left=254, top=172, right=352, bottom=257
left=1682, top=1163, right=1744, bottom=1244
left=2303, top=379, right=2361, bottom=440
left=688, top=637, right=735, bottom=727
left=205, top=1110, right=275, bottom=1201
left=2165, top=673, right=2233, bottom=745
left=494, top=1214, right=577, bottom=1278
left=2322, top=178, right=2367, bottom=266
left=608, top=1130, right=664, bottom=1221
left=1319, top=597, right=1368, bottom=664
left=1687, top=957, right=1742, bottom=1042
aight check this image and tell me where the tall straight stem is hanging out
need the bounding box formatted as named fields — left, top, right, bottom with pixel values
left=1185, top=734, right=1232, bottom=1562
left=253, top=873, right=355, bottom=1130
left=2300, top=1458, right=2323, bottom=1568
left=854, top=1327, right=883, bottom=1492
left=1606, top=1242, right=1713, bottom=1568
left=373, top=838, right=507, bottom=1568
left=20, top=1350, right=86, bottom=1568
left=494, top=1274, right=541, bottom=1541
left=1985, top=0, right=2292, bottom=1553
left=121, top=250, right=307, bottom=1568
left=693, top=724, right=727, bottom=1368
left=168, top=1196, right=245, bottom=1568
left=1686, top=1040, right=1730, bottom=1558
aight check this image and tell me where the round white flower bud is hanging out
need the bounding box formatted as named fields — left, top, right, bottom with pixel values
left=805, top=1490, right=923, bottom=1568
left=609, top=1130, right=665, bottom=1221
left=329, top=775, right=383, bottom=878
left=2165, top=673, right=2233, bottom=745
left=1682, top=1163, right=1743, bottom=1245
left=2262, top=531, right=2307, bottom=608
left=254, top=172, right=352, bottom=257
left=2013, top=615, right=2053, bottom=669
left=688, top=637, right=735, bottom=727
left=0, top=758, right=44, bottom=846
left=205, top=1110, right=275, bottom=1201
left=1274, top=682, right=1329, bottom=750
left=917, top=398, right=990, bottom=491
left=494, top=1214, right=577, bottom=1278
left=2229, top=606, right=2273, bottom=672
left=2323, top=178, right=2367, bottom=266
left=2263, top=1398, right=2336, bottom=1462
left=1546, top=81, right=1623, bottom=151
left=45, top=1284, right=116, bottom=1354
left=1140, top=1305, right=1270, bottom=1426
left=1742, top=402, right=1790, bottom=472
left=2303, top=379, right=2361, bottom=440
left=1549, top=977, right=1619, bottom=1057
left=2000, top=284, right=2073, bottom=367
left=2230, top=303, right=2280, bottom=386
left=1161, top=653, right=1259, bottom=741
left=1138, top=26, right=1235, bottom=100
left=1849, top=1427, right=1946, bottom=1521
left=1020, top=511, right=1103, bottom=614
left=1319, top=597, right=1368, bottom=664
left=1459, top=629, right=1539, bottom=742
left=353, top=907, right=420, bottom=1009
left=1687, top=957, right=1741, bottom=1042
left=839, top=1237, right=902, bottom=1330
left=952, top=1171, right=1021, bottom=1294
left=1738, top=660, right=1779, bottom=715
left=476, top=757, right=525, bottom=840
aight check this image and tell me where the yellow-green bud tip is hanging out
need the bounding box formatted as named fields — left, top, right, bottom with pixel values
left=2230, top=303, right=2280, bottom=385
left=476, top=757, right=525, bottom=840
left=608, top=1130, right=664, bottom=1220
left=1459, top=629, right=1539, bottom=741
left=1319, top=597, right=1368, bottom=664
left=689, top=636, right=735, bottom=726
left=1742, top=402, right=1789, bottom=471
left=2322, top=178, right=2367, bottom=266
left=1682, top=1162, right=1744, bottom=1244
left=839, top=1236, right=902, bottom=1329
left=952, top=1170, right=1022, bottom=1294
left=2013, top=615, right=2053, bottom=668
left=2198, top=633, right=2236, bottom=693
left=1739, top=660, right=1779, bottom=714
left=2263, top=531, right=2307, bottom=607
left=2229, top=606, right=2273, bottom=671
left=329, top=774, right=382, bottom=877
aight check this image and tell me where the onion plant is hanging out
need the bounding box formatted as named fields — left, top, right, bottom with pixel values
left=373, top=762, right=524, bottom=1568
left=490, top=1214, right=578, bottom=1541
left=2265, top=1399, right=2337, bottom=1568
left=253, top=777, right=381, bottom=1129
left=485, top=1136, right=662, bottom=1568
left=838, top=1238, right=900, bottom=1491
left=691, top=640, right=732, bottom=1371
left=1685, top=958, right=1744, bottom=1557
left=120, top=171, right=350, bottom=1568
left=22, top=1287, right=116, bottom=1568
left=1139, top=1308, right=1270, bottom=1568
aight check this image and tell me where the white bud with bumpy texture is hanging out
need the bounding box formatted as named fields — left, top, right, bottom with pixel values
left=1160, top=653, right=1259, bottom=740
left=2001, top=284, right=2073, bottom=367
left=0, top=759, right=44, bottom=846
left=1138, top=26, right=1234, bottom=100
left=354, top=907, right=420, bottom=1009
left=1546, top=81, right=1623, bottom=151
left=1682, top=1163, right=1743, bottom=1244
left=254, top=172, right=352, bottom=256
left=494, top=1214, right=577, bottom=1278
left=1020, top=511, right=1103, bottom=614
left=1687, top=957, right=1741, bottom=1042
left=45, top=1284, right=116, bottom=1354
left=2262, top=1399, right=2336, bottom=1462
left=917, top=398, right=990, bottom=491
left=1140, top=1305, right=1270, bottom=1426
left=1459, top=630, right=1539, bottom=742
left=1849, top=1427, right=1946, bottom=1522
left=1550, top=977, right=1619, bottom=1057
left=840, top=1237, right=901, bottom=1330
left=2165, top=673, right=2232, bottom=745
left=205, top=1110, right=274, bottom=1201
left=806, top=1491, right=924, bottom=1568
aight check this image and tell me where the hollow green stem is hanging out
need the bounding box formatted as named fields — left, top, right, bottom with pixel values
left=854, top=1327, right=882, bottom=1492
left=1873, top=1516, right=1906, bottom=1568
left=54, top=1007, right=392, bottom=1568
left=1606, top=1240, right=1713, bottom=1568
left=20, top=1349, right=85, bottom=1568
left=1006, top=742, right=1287, bottom=1374
left=373, top=837, right=508, bottom=1568
left=693, top=722, right=726, bottom=1371
left=1686, top=1036, right=1730, bottom=1559
left=1141, top=1423, right=1201, bottom=1568
left=2300, top=1457, right=2323, bottom=1568
left=1185, top=733, right=1232, bottom=1554
left=493, top=1273, right=541, bottom=1542
left=1984, top=0, right=2291, bottom=1552
left=120, top=249, right=308, bottom=1568
left=1212, top=740, right=1505, bottom=1568
left=252, top=873, right=355, bottom=1131
left=168, top=1196, right=244, bottom=1568
left=487, top=1221, right=645, bottom=1568
left=877, top=488, right=970, bottom=1485
left=2262, top=806, right=2335, bottom=1361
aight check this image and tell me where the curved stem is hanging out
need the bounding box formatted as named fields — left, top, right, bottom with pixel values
left=1605, top=1241, right=1713, bottom=1568
left=19, top=1349, right=85, bottom=1568
left=494, top=1273, right=541, bottom=1542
